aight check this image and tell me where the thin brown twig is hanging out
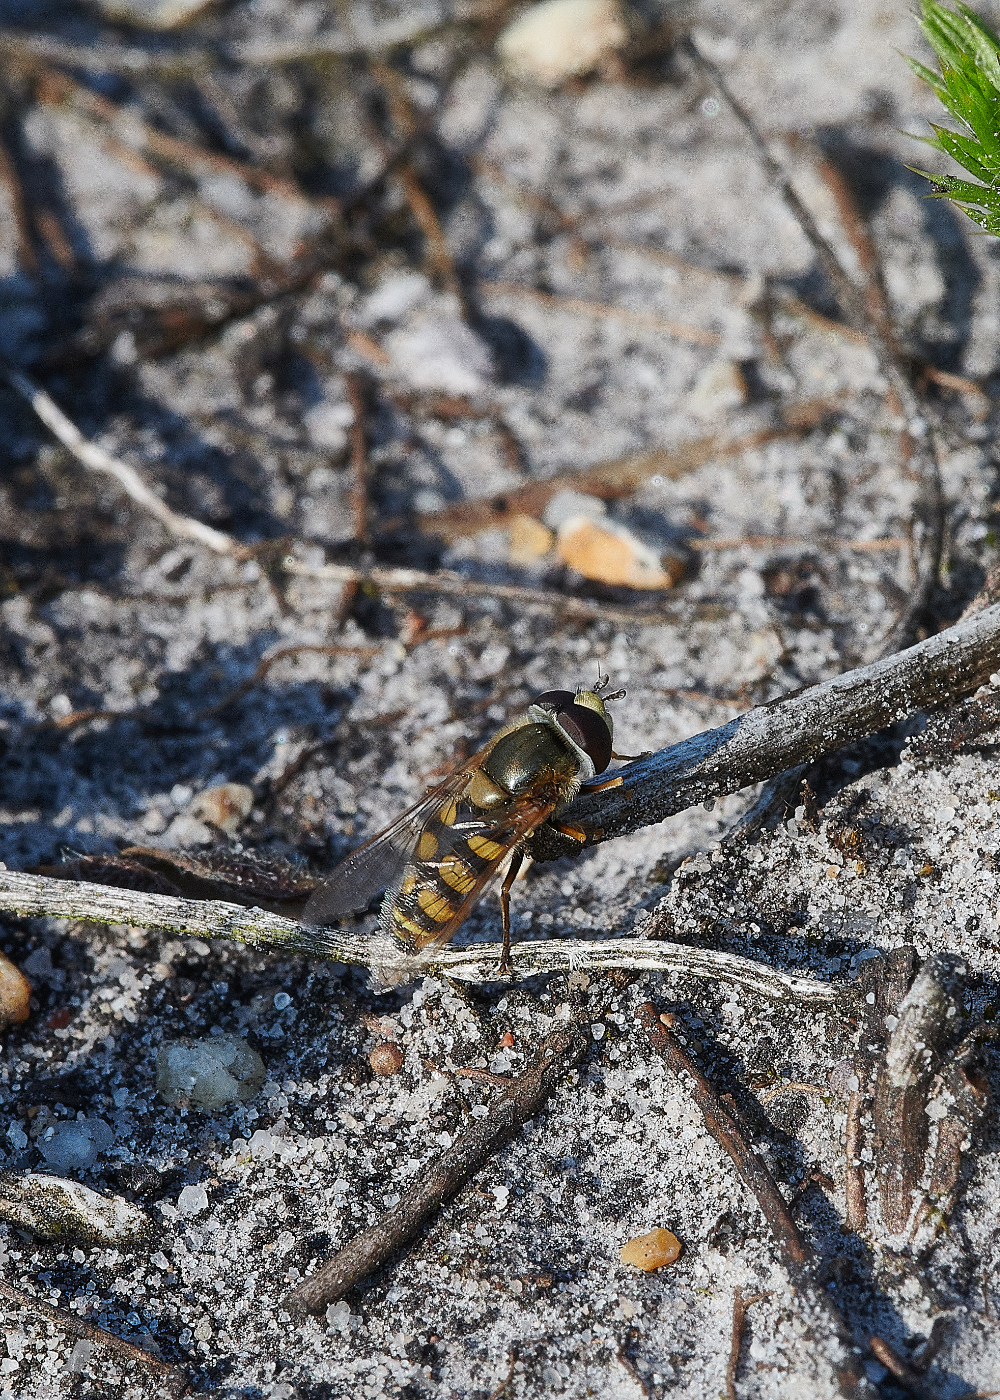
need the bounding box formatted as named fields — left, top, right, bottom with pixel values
left=684, top=35, right=945, bottom=655
left=726, top=1289, right=771, bottom=1400
left=615, top=1329, right=654, bottom=1398
left=844, top=1089, right=868, bottom=1235
left=869, top=1336, right=943, bottom=1400
left=636, top=1003, right=872, bottom=1398
left=479, top=280, right=720, bottom=345
left=345, top=373, right=371, bottom=545
left=0, top=1278, right=188, bottom=1397
left=404, top=395, right=845, bottom=543
left=689, top=534, right=906, bottom=553
left=195, top=642, right=381, bottom=721
left=756, top=1082, right=826, bottom=1104
left=0, top=124, right=37, bottom=274
left=33, top=65, right=333, bottom=213
left=26, top=69, right=285, bottom=279
left=369, top=59, right=465, bottom=305
left=281, top=557, right=685, bottom=627
left=0, top=11, right=443, bottom=74
left=809, top=147, right=896, bottom=349
left=486, top=1344, right=519, bottom=1400
left=284, top=1025, right=588, bottom=1312
left=924, top=365, right=992, bottom=419
left=385, top=389, right=529, bottom=476
left=450, top=1066, right=515, bottom=1088
left=398, top=163, right=464, bottom=300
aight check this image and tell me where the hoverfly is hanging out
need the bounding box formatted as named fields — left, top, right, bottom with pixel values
left=304, top=678, right=628, bottom=986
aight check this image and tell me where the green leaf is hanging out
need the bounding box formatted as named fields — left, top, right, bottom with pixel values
left=908, top=1, right=1000, bottom=236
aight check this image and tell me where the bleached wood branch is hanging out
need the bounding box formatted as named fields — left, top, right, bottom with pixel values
left=0, top=872, right=835, bottom=1004
left=530, top=599, right=1000, bottom=857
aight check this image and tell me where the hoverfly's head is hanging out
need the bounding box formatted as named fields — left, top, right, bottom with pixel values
left=531, top=674, right=625, bottom=775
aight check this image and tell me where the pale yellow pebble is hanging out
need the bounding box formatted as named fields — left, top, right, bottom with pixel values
left=619, top=1227, right=682, bottom=1271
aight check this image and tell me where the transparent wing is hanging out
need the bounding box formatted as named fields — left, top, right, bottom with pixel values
left=398, top=791, right=560, bottom=962
left=303, top=759, right=487, bottom=926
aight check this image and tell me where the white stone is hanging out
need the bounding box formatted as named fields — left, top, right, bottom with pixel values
left=385, top=313, right=495, bottom=395
left=177, top=1184, right=209, bottom=1218
left=156, top=1034, right=266, bottom=1110
left=688, top=359, right=748, bottom=421
left=0, top=1172, right=152, bottom=1245
left=498, top=0, right=629, bottom=87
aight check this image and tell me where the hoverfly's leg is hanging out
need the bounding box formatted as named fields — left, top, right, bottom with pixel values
left=611, top=750, right=651, bottom=762
left=581, top=774, right=623, bottom=794
left=497, top=849, right=525, bottom=977
left=551, top=821, right=589, bottom=843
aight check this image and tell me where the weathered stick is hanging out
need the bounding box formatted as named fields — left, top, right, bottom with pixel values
left=533, top=600, right=1000, bottom=855
left=0, top=1279, right=188, bottom=1398
left=0, top=872, right=835, bottom=1003
left=637, top=1003, right=876, bottom=1400
left=285, top=1024, right=588, bottom=1313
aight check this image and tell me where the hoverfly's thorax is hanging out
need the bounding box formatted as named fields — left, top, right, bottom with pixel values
left=481, top=722, right=578, bottom=797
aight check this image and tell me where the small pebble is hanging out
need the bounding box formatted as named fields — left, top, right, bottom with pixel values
left=557, top=517, right=683, bottom=589
left=368, top=1043, right=404, bottom=1076
left=177, top=1184, right=209, bottom=1218
left=619, top=1228, right=682, bottom=1271
left=189, top=782, right=254, bottom=833
left=0, top=953, right=31, bottom=1029
left=93, top=0, right=217, bottom=27
left=498, top=0, right=629, bottom=87
left=508, top=515, right=554, bottom=563
left=39, top=1119, right=114, bottom=1173
left=688, top=358, right=748, bottom=421
left=156, top=1034, right=266, bottom=1109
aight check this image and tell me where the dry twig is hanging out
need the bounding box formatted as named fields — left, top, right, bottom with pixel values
left=345, top=373, right=372, bottom=545
left=4, top=367, right=239, bottom=556
left=637, top=1003, right=873, bottom=1398
left=844, top=1088, right=868, bottom=1235
left=281, top=557, right=683, bottom=626
left=479, top=280, right=720, bottom=346
left=0, top=12, right=444, bottom=74
left=0, top=126, right=37, bottom=275
left=406, top=396, right=844, bottom=542
left=0, top=1278, right=188, bottom=1397
left=195, top=642, right=381, bottom=720
left=529, top=599, right=1000, bottom=858
left=726, top=1289, right=771, bottom=1400
left=869, top=1335, right=942, bottom=1400
left=684, top=36, right=944, bottom=655
left=285, top=1025, right=588, bottom=1312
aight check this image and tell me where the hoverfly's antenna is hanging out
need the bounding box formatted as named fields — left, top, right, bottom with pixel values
left=590, top=670, right=625, bottom=702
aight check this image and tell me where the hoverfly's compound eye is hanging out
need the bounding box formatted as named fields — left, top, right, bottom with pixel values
left=556, top=702, right=613, bottom=773
left=533, top=689, right=576, bottom=712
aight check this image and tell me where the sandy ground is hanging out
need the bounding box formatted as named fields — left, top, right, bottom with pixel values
left=3, top=0, right=1000, bottom=1396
